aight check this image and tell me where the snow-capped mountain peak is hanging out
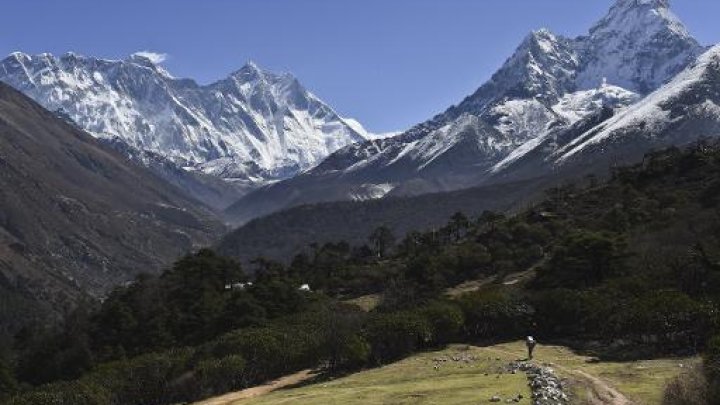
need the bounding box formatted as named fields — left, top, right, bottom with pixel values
left=577, top=0, right=701, bottom=93
left=235, top=0, right=700, bottom=188
left=223, top=0, right=715, bottom=224
left=230, top=60, right=271, bottom=81
left=602, top=0, right=671, bottom=18
left=0, top=53, right=367, bottom=188
left=591, top=0, right=686, bottom=40
left=128, top=52, right=158, bottom=65
left=527, top=28, right=564, bottom=51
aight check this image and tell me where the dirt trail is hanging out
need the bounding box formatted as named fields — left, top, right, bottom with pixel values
left=484, top=346, right=634, bottom=405
left=574, top=369, right=633, bottom=405
left=196, top=343, right=636, bottom=405
left=193, top=369, right=315, bottom=405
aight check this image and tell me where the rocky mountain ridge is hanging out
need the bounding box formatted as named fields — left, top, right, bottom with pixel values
left=0, top=53, right=368, bottom=202
left=0, top=83, right=224, bottom=331
left=225, top=0, right=708, bottom=224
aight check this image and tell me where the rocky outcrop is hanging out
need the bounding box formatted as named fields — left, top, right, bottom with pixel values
left=509, top=361, right=569, bottom=405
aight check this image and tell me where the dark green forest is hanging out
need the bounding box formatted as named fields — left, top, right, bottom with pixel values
left=5, top=142, right=720, bottom=404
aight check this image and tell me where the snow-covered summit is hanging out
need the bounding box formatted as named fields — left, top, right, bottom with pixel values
left=576, top=0, right=701, bottom=92
left=0, top=52, right=366, bottom=186
left=224, top=0, right=715, bottom=223
left=315, top=0, right=702, bottom=173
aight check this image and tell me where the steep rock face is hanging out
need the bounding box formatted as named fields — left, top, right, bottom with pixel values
left=99, top=136, right=248, bottom=211
left=0, top=83, right=224, bottom=331
left=311, top=29, right=582, bottom=177
left=490, top=45, right=720, bottom=185
left=226, top=0, right=703, bottom=224
left=575, top=0, right=702, bottom=93
left=558, top=45, right=720, bottom=165
left=303, top=0, right=701, bottom=179
left=0, top=54, right=366, bottom=190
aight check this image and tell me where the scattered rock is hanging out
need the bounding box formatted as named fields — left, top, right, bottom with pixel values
left=508, top=361, right=568, bottom=405
left=490, top=395, right=502, bottom=402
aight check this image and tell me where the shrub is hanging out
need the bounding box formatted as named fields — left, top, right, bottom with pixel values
left=8, top=380, right=110, bottom=405
left=458, top=290, right=532, bottom=341
left=198, top=328, right=285, bottom=383
left=705, top=335, right=720, bottom=399
left=662, top=367, right=708, bottom=405
left=338, top=334, right=371, bottom=369
left=292, top=306, right=369, bottom=372
left=528, top=289, right=589, bottom=338
left=199, top=324, right=322, bottom=384
left=418, top=301, right=465, bottom=344
left=535, top=231, right=629, bottom=288
left=619, top=292, right=711, bottom=350
left=89, top=349, right=192, bottom=405
left=0, top=356, right=17, bottom=399
left=195, top=355, right=247, bottom=398
left=364, top=311, right=432, bottom=364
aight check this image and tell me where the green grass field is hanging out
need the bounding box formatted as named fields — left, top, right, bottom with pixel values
left=202, top=341, right=697, bottom=405
left=241, top=345, right=529, bottom=405
left=486, top=341, right=699, bottom=405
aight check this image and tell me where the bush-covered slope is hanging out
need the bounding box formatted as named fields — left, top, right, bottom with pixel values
left=6, top=141, right=720, bottom=404
left=217, top=177, right=550, bottom=265
left=0, top=83, right=224, bottom=334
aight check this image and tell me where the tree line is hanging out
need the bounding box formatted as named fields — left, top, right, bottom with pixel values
left=5, top=141, right=720, bottom=403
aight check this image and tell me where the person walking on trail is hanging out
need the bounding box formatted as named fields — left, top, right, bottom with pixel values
left=526, top=336, right=537, bottom=360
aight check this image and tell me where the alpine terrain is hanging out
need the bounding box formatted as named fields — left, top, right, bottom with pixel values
left=5, top=1, right=720, bottom=404
left=225, top=0, right=713, bottom=224
left=0, top=54, right=369, bottom=209
left=0, top=82, right=224, bottom=333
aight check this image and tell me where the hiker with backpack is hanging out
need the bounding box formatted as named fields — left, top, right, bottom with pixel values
left=526, top=336, right=537, bottom=360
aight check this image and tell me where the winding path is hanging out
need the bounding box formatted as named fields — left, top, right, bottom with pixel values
left=574, top=369, right=633, bottom=405
left=196, top=343, right=637, bottom=405
left=193, top=369, right=316, bottom=405
left=485, top=346, right=634, bottom=405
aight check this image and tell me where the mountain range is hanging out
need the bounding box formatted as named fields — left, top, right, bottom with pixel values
left=224, top=0, right=714, bottom=225
left=0, top=83, right=224, bottom=332
left=0, top=54, right=371, bottom=209
left=1, top=0, right=720, bottom=315
left=4, top=0, right=714, bottom=226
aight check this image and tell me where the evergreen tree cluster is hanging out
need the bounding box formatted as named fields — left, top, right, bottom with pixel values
left=6, top=141, right=720, bottom=404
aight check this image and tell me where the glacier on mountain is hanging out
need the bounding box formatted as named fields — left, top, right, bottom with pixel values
left=0, top=53, right=366, bottom=186
left=223, top=0, right=713, bottom=224
left=306, top=0, right=703, bottom=180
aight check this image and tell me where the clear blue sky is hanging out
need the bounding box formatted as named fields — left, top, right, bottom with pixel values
left=2, top=0, right=718, bottom=133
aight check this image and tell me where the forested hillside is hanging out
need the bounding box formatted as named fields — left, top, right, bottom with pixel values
left=5, top=141, right=720, bottom=404
left=218, top=177, right=550, bottom=264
